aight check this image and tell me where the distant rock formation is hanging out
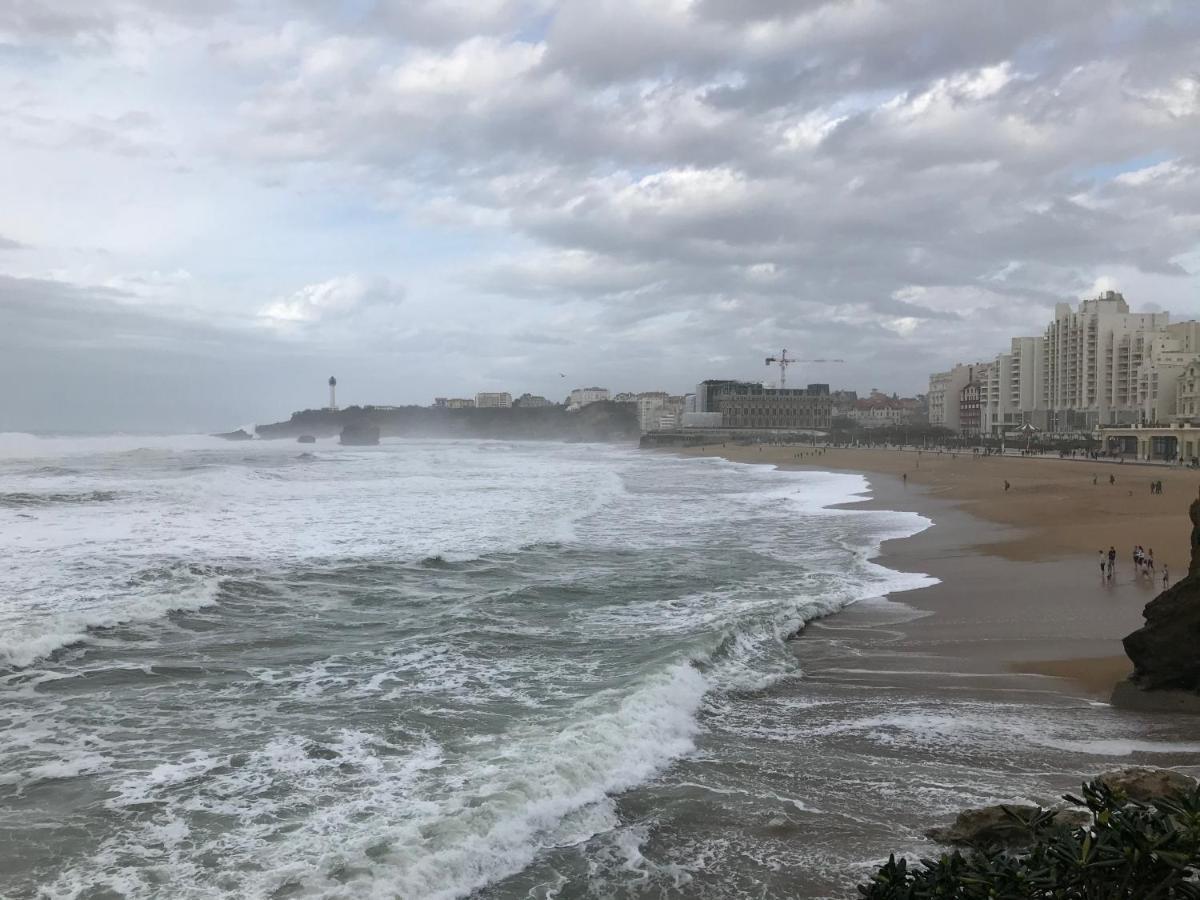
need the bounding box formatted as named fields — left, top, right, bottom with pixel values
left=339, top=422, right=380, bottom=446
left=213, top=428, right=254, bottom=441
left=1114, top=490, right=1200, bottom=712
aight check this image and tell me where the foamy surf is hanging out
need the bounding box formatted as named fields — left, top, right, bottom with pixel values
left=1, top=436, right=947, bottom=899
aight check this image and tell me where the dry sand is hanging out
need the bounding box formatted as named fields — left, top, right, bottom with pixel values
left=674, top=443, right=1199, bottom=699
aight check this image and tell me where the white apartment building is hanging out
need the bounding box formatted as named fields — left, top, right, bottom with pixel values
left=928, top=364, right=976, bottom=432
left=1135, top=325, right=1197, bottom=425
left=929, top=291, right=1200, bottom=436
left=475, top=392, right=512, bottom=409
left=568, top=387, right=610, bottom=409
left=980, top=337, right=1042, bottom=435
left=1040, top=291, right=1169, bottom=431
left=634, top=392, right=685, bottom=432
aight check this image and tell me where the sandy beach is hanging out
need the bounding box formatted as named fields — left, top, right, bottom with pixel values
left=676, top=444, right=1199, bottom=700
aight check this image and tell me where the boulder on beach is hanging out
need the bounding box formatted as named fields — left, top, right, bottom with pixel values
left=297, top=434, right=316, bottom=444
left=925, top=804, right=1090, bottom=847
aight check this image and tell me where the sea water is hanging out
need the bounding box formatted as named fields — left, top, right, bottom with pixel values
left=0, top=435, right=934, bottom=897
left=4, top=436, right=1193, bottom=899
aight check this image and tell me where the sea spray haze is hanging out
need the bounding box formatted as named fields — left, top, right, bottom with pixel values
left=0, top=435, right=932, bottom=897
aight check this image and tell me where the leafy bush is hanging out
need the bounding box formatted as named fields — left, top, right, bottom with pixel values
left=858, top=779, right=1200, bottom=899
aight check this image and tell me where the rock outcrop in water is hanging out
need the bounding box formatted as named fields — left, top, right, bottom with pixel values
left=1114, top=490, right=1200, bottom=712
left=213, top=428, right=254, bottom=441
left=339, top=422, right=380, bottom=446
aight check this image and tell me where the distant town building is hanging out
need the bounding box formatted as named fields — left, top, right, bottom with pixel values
left=327, top=376, right=338, bottom=411
left=513, top=393, right=552, bottom=408
left=444, top=398, right=476, bottom=409
left=475, top=392, right=512, bottom=409
left=611, top=392, right=637, bottom=403
left=568, top=387, right=610, bottom=409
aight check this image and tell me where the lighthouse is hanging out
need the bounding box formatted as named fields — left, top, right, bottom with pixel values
left=328, top=376, right=338, bottom=411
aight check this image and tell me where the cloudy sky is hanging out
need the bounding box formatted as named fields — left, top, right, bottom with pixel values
left=2, top=0, right=1199, bottom=431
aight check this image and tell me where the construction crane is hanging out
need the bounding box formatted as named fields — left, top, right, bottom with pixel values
left=764, top=350, right=843, bottom=388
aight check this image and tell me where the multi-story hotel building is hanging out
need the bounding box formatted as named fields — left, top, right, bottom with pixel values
left=1039, top=291, right=1169, bottom=431
left=931, top=291, right=1198, bottom=436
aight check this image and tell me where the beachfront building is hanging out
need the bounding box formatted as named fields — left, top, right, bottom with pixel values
left=439, top=397, right=475, bottom=409
left=958, top=379, right=983, bottom=437
left=847, top=396, right=908, bottom=429
left=513, top=393, right=552, bottom=408
left=704, top=381, right=833, bottom=430
left=928, top=364, right=975, bottom=431
left=475, top=392, right=512, bottom=408
left=1040, top=291, right=1169, bottom=431
left=929, top=291, right=1200, bottom=437
left=635, top=392, right=669, bottom=432
left=979, top=338, right=1043, bottom=436
left=1175, top=359, right=1200, bottom=423
left=568, top=387, right=610, bottom=410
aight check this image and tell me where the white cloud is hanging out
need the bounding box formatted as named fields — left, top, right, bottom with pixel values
left=260, top=275, right=403, bottom=324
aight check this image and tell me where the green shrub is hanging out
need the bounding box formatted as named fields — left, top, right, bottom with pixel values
left=858, top=779, right=1200, bottom=899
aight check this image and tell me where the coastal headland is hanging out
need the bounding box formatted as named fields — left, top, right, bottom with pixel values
left=678, top=444, right=1199, bottom=698
left=245, top=401, right=639, bottom=443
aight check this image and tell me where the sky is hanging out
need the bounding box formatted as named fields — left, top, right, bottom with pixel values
left=2, top=0, right=1199, bottom=432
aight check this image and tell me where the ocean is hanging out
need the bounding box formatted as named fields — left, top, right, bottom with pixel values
left=5, top=435, right=1194, bottom=899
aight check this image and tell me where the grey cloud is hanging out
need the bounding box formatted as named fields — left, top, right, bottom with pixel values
left=5, top=0, right=1200, bottom=427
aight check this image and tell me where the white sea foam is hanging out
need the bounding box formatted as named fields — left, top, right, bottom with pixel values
left=8, top=437, right=946, bottom=900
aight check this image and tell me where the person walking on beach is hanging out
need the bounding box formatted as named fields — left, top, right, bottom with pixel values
left=1163, top=565, right=1170, bottom=589
left=1110, top=474, right=1116, bottom=485
left=1108, top=546, right=1116, bottom=579
left=1099, top=550, right=1107, bottom=581
left=1004, top=479, right=1010, bottom=492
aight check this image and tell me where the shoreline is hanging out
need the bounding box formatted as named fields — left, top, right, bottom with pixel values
left=673, top=444, right=1177, bottom=700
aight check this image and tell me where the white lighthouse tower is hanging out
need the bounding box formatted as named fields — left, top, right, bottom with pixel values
left=328, top=376, right=339, bottom=411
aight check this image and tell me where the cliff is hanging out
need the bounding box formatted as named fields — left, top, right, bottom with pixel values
left=251, top=402, right=640, bottom=443
left=1115, top=490, right=1200, bottom=711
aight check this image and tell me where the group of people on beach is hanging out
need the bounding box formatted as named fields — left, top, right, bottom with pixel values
left=1100, top=545, right=1168, bottom=587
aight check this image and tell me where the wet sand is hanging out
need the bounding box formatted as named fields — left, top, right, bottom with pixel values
left=646, top=444, right=1200, bottom=897
left=676, top=444, right=1192, bottom=699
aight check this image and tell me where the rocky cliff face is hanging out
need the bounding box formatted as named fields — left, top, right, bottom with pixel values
left=1122, top=578, right=1200, bottom=692
left=1117, top=493, right=1200, bottom=707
